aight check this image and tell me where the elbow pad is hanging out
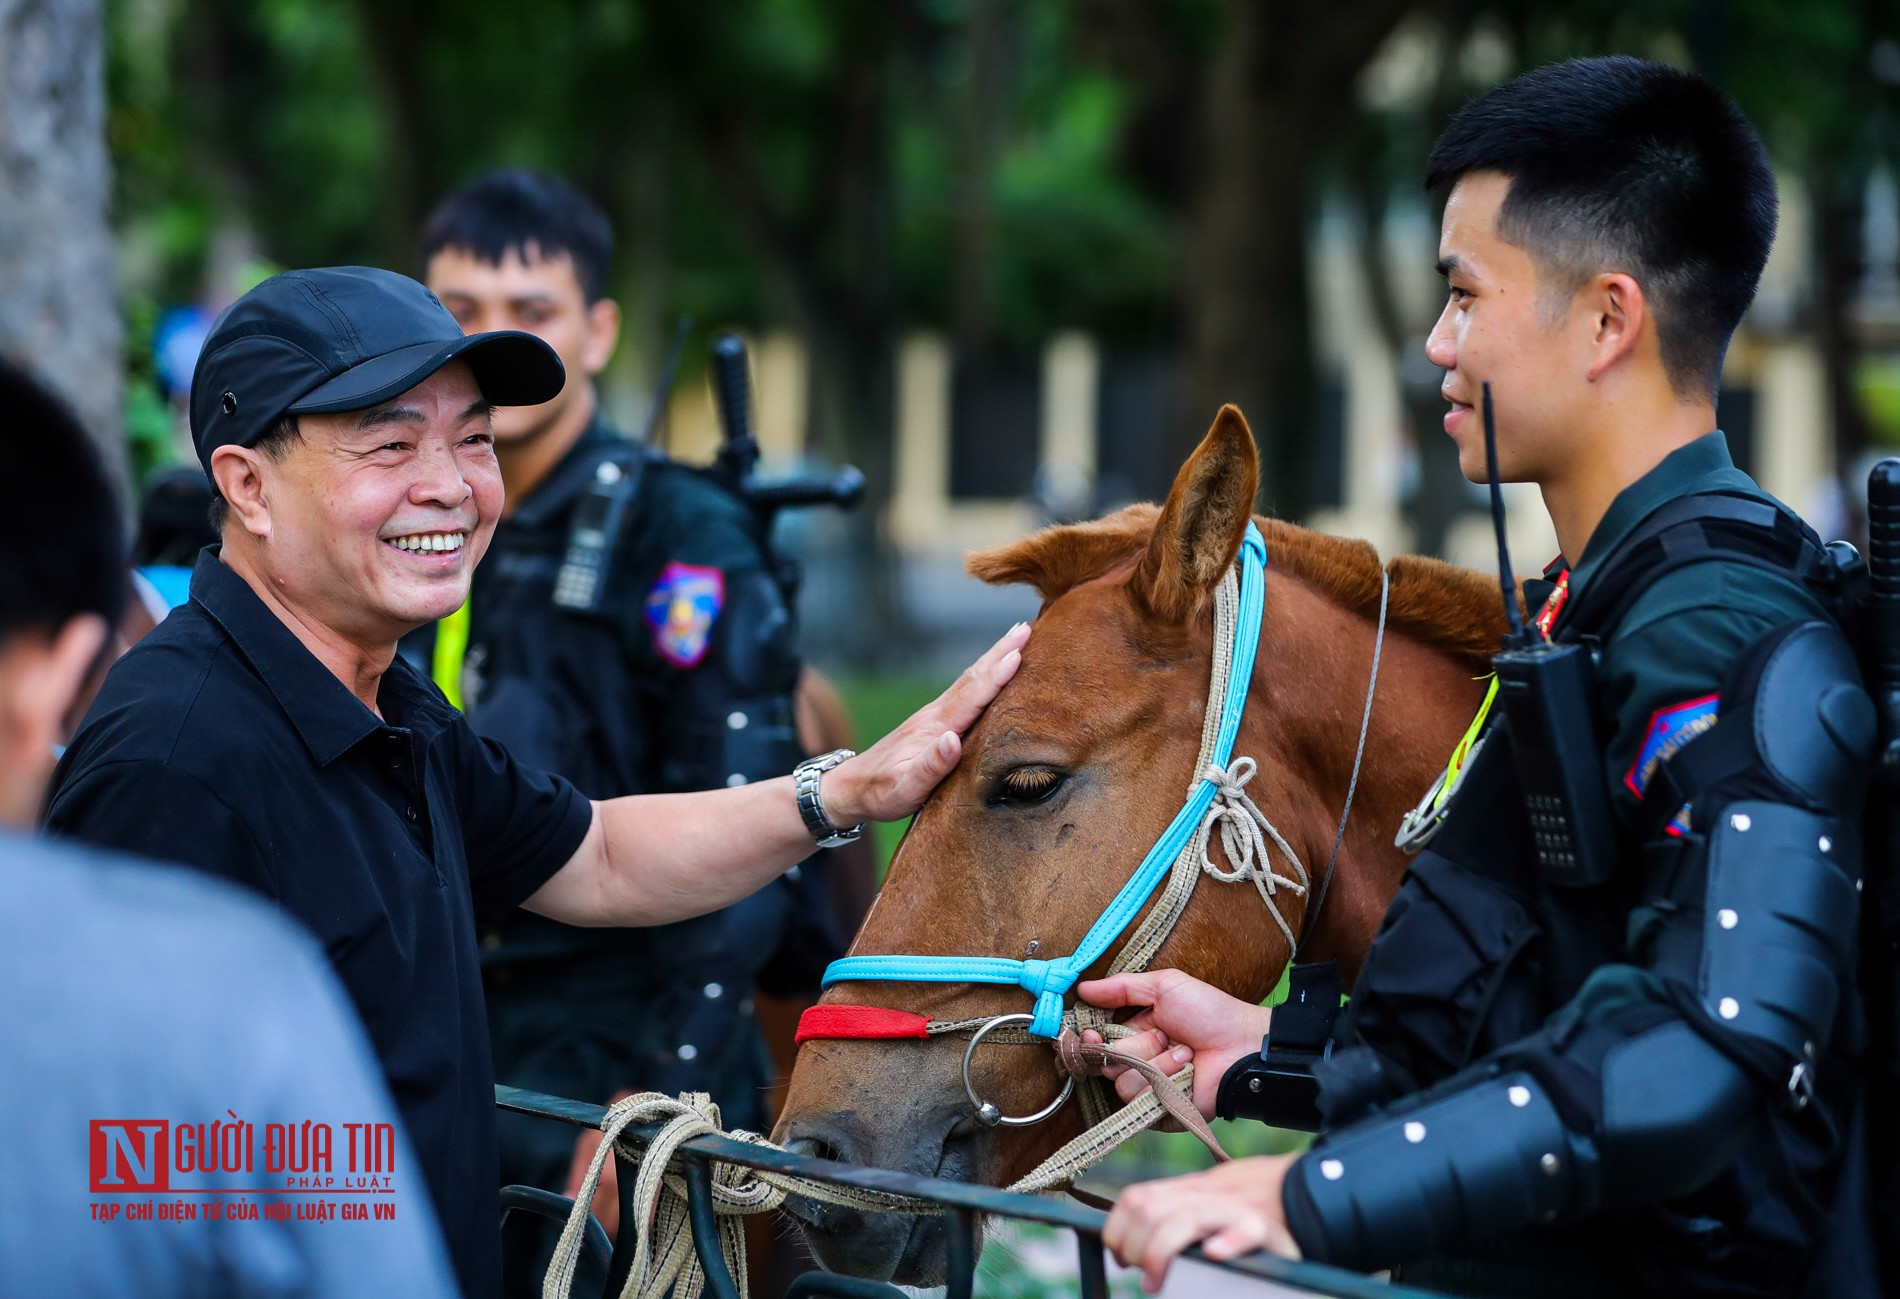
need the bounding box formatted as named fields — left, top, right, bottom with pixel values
left=1281, top=1072, right=1589, bottom=1271
left=1595, top=1018, right=1757, bottom=1203
left=1606, top=622, right=1869, bottom=1201
left=1694, top=799, right=1859, bottom=1068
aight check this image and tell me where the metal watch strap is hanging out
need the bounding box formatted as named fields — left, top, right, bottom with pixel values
left=794, top=747, right=863, bottom=848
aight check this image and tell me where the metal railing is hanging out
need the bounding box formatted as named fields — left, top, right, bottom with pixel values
left=497, top=1084, right=1444, bottom=1299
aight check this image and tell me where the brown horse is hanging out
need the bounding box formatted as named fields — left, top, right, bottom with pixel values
left=775, top=406, right=1506, bottom=1284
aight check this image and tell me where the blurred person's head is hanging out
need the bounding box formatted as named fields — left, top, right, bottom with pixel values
left=134, top=465, right=219, bottom=567
left=189, top=267, right=561, bottom=657
left=0, top=360, right=123, bottom=826
left=419, top=170, right=621, bottom=457
left=1422, top=56, right=1776, bottom=486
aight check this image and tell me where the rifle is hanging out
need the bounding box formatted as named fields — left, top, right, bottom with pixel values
left=708, top=333, right=864, bottom=515
left=705, top=331, right=864, bottom=605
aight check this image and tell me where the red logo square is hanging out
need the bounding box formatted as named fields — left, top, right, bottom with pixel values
left=90, top=1121, right=169, bottom=1192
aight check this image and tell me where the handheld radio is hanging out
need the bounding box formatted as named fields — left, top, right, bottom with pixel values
left=550, top=319, right=694, bottom=613
left=1483, top=384, right=1619, bottom=888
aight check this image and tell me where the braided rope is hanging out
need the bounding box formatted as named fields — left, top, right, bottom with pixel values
left=541, top=1074, right=1202, bottom=1298
left=544, top=1094, right=943, bottom=1299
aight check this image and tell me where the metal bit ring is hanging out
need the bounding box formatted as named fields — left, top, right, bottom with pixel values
left=961, top=1013, right=1075, bottom=1128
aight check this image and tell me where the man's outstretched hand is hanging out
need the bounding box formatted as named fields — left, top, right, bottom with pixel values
left=1076, top=969, right=1272, bottom=1117
left=1105, top=1154, right=1302, bottom=1292
left=824, top=621, right=1030, bottom=825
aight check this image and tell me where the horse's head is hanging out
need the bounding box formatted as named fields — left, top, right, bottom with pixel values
left=776, top=407, right=1499, bottom=1283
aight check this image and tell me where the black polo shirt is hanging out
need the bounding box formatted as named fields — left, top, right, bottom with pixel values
left=45, top=549, right=595, bottom=1299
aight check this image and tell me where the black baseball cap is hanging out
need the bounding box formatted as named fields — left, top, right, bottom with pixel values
left=188, top=266, right=564, bottom=471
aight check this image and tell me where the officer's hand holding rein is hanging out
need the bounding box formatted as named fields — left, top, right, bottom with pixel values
left=1077, top=969, right=1272, bottom=1116
left=524, top=621, right=1031, bottom=927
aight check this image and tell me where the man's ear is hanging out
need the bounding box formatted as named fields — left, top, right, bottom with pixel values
left=41, top=615, right=110, bottom=733
left=583, top=297, right=622, bottom=378
left=1585, top=271, right=1647, bottom=382
left=209, top=445, right=273, bottom=541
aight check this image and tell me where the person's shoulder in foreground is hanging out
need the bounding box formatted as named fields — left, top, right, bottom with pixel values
left=0, top=830, right=460, bottom=1298
left=45, top=554, right=275, bottom=876
left=0, top=356, right=457, bottom=1298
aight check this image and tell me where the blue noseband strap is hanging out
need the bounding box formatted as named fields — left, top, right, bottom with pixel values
left=822, top=522, right=1268, bottom=1038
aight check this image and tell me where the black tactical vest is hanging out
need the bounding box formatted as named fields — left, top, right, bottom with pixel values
left=1318, top=491, right=1863, bottom=1298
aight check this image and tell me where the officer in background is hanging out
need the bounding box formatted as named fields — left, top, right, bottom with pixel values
left=410, top=170, right=841, bottom=1274
left=1084, top=58, right=1876, bottom=1298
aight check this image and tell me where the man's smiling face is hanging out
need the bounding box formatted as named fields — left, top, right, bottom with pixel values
left=1425, top=170, right=1595, bottom=485
left=261, top=361, right=502, bottom=644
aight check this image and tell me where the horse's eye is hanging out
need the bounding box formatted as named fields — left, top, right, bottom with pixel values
left=993, top=767, right=1064, bottom=806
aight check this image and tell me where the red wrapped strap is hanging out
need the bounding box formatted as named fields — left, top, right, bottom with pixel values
left=795, top=1005, right=932, bottom=1045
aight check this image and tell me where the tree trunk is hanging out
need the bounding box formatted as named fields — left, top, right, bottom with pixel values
left=1179, top=0, right=1415, bottom=520
left=1813, top=161, right=1872, bottom=533
left=0, top=0, right=125, bottom=490
left=684, top=6, right=910, bottom=660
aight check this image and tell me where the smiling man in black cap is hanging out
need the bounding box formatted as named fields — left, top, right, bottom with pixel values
left=44, top=266, right=1029, bottom=1299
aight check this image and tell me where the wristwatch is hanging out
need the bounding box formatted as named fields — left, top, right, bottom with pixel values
left=794, top=747, right=864, bottom=848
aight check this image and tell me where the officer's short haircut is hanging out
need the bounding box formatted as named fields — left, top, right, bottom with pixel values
left=1426, top=56, right=1777, bottom=400
left=0, top=359, right=123, bottom=642
left=419, top=169, right=614, bottom=303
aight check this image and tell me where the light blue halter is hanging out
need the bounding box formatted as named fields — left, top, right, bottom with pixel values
left=822, top=522, right=1269, bottom=1039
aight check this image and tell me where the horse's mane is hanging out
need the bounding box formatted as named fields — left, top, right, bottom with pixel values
left=968, top=504, right=1505, bottom=671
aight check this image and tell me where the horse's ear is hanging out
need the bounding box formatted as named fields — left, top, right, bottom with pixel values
left=1131, top=405, right=1259, bottom=623
left=968, top=504, right=1159, bottom=600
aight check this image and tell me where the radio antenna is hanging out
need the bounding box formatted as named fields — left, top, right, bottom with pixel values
left=1483, top=382, right=1527, bottom=648
left=640, top=315, right=694, bottom=452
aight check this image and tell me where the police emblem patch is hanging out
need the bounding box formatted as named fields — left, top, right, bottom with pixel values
left=1625, top=693, right=1719, bottom=833
left=644, top=562, right=725, bottom=668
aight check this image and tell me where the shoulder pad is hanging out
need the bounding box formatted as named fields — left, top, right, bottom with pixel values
left=1748, top=621, right=1875, bottom=809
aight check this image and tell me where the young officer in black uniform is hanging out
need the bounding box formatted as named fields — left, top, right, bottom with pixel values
left=1084, top=58, right=1877, bottom=1298
left=410, top=171, right=840, bottom=1264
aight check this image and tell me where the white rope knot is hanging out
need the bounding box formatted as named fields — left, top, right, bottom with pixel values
left=1195, top=756, right=1310, bottom=952
left=543, top=1092, right=942, bottom=1299
left=543, top=1093, right=761, bottom=1299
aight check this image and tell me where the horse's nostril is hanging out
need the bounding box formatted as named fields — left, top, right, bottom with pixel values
left=788, top=1133, right=846, bottom=1165
left=782, top=1135, right=855, bottom=1234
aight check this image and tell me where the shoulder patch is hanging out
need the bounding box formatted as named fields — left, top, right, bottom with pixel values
left=644, top=562, right=725, bottom=668
left=1624, top=693, right=1720, bottom=803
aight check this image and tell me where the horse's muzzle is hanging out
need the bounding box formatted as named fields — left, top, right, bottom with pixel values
left=777, top=1119, right=979, bottom=1285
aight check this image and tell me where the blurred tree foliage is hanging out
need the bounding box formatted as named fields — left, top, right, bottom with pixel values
left=104, top=0, right=1900, bottom=528
left=107, top=1, right=1177, bottom=408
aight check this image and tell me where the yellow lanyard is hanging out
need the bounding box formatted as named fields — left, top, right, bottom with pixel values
left=1430, top=675, right=1500, bottom=815
left=431, top=598, right=471, bottom=711
left=1428, top=571, right=1567, bottom=806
